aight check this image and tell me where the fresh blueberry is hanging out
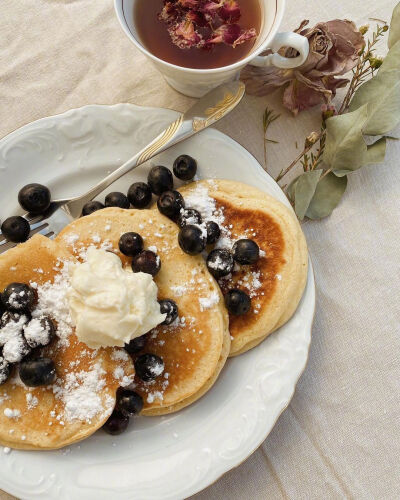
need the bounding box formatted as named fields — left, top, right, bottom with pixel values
left=224, top=289, right=251, bottom=316
left=0, top=310, right=28, bottom=329
left=1, top=216, right=30, bottom=243
left=3, top=334, right=31, bottom=363
left=119, top=232, right=144, bottom=257
left=105, top=192, right=130, bottom=209
left=232, top=239, right=260, bottom=265
left=132, top=250, right=161, bottom=276
left=134, top=353, right=164, bottom=382
left=0, top=357, right=11, bottom=386
left=173, top=155, right=197, bottom=181
left=178, top=224, right=206, bottom=255
left=19, top=357, right=56, bottom=387
left=2, top=283, right=36, bottom=312
left=159, top=299, right=178, bottom=325
left=177, top=208, right=202, bottom=228
left=81, top=201, right=105, bottom=216
left=157, top=190, right=185, bottom=220
left=206, top=221, right=221, bottom=244
left=124, top=334, right=147, bottom=355
left=116, top=389, right=144, bottom=417
left=206, top=249, right=234, bottom=279
left=103, top=410, right=130, bottom=435
left=148, top=166, right=173, bottom=195
left=127, top=182, right=152, bottom=208
left=23, top=316, right=55, bottom=348
left=18, top=183, right=51, bottom=215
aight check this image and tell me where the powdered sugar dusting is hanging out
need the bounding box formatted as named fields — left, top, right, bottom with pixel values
left=31, top=260, right=73, bottom=347
left=199, top=291, right=220, bottom=311
left=52, top=362, right=113, bottom=423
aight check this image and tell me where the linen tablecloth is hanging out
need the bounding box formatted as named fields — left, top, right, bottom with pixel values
left=1, top=1, right=399, bottom=498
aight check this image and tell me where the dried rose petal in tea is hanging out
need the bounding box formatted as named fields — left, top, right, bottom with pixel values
left=134, top=0, right=261, bottom=69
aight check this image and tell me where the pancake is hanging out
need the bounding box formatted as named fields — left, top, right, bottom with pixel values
left=177, top=179, right=308, bottom=356
left=0, top=235, right=134, bottom=450
left=56, top=208, right=230, bottom=416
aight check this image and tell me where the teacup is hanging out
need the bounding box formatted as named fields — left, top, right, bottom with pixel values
left=114, top=0, right=309, bottom=97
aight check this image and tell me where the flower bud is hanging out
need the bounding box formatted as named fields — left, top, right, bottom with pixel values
left=359, top=25, right=369, bottom=35
left=321, top=104, right=337, bottom=122
left=369, top=56, right=383, bottom=69
left=305, top=132, right=320, bottom=148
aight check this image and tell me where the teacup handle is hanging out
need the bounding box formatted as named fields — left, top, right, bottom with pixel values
left=249, top=32, right=309, bottom=68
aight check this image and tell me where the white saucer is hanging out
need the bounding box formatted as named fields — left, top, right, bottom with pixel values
left=0, top=104, right=315, bottom=500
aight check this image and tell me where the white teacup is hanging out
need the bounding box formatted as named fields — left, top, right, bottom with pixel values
left=114, top=0, right=309, bottom=97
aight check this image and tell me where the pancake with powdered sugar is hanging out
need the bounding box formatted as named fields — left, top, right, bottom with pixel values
left=177, top=179, right=308, bottom=356
left=57, top=208, right=230, bottom=416
left=0, top=235, right=134, bottom=450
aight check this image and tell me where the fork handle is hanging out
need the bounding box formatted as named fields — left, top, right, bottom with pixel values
left=66, top=113, right=189, bottom=218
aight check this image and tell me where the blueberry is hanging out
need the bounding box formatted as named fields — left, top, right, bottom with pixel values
left=206, top=249, right=234, bottom=279
left=148, top=166, right=173, bottom=195
left=134, top=353, right=164, bottom=382
left=157, top=190, right=185, bottom=220
left=119, top=232, right=144, bottom=257
left=127, top=182, right=152, bottom=209
left=132, top=250, right=161, bottom=276
left=0, top=357, right=11, bottom=386
left=159, top=299, right=178, bottom=325
left=19, top=357, right=56, bottom=387
left=3, top=335, right=31, bottom=363
left=206, top=221, right=221, bottom=244
left=232, top=239, right=260, bottom=265
left=18, top=183, right=51, bottom=215
left=103, top=410, right=130, bottom=435
left=2, top=283, right=36, bottom=312
left=173, top=155, right=197, bottom=181
left=177, top=208, right=202, bottom=228
left=23, top=316, right=55, bottom=348
left=116, top=389, right=144, bottom=417
left=178, top=224, right=206, bottom=255
left=1, top=216, right=30, bottom=243
left=124, top=334, right=147, bottom=355
left=224, top=289, right=251, bottom=316
left=81, top=201, right=104, bottom=216
left=0, top=310, right=28, bottom=328
left=105, top=192, right=130, bottom=209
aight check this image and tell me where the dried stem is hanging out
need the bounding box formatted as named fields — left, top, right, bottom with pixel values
left=339, top=23, right=388, bottom=113
left=276, top=131, right=322, bottom=182
left=262, top=107, right=280, bottom=172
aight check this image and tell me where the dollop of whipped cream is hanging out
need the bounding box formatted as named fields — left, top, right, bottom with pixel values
left=67, top=248, right=165, bottom=348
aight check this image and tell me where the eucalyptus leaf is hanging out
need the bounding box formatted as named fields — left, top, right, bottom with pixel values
left=388, top=1, right=400, bottom=48
left=286, top=177, right=299, bottom=204
left=349, top=69, right=400, bottom=135
left=363, top=137, right=387, bottom=165
left=323, top=105, right=368, bottom=176
left=380, top=40, right=400, bottom=72
left=306, top=174, right=348, bottom=220
left=292, top=170, right=322, bottom=220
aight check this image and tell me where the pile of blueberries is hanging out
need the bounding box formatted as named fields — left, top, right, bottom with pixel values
left=103, top=234, right=179, bottom=435
left=0, top=282, right=57, bottom=388
left=0, top=155, right=198, bottom=244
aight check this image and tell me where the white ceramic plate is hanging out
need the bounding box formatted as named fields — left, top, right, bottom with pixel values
left=0, top=104, right=315, bottom=500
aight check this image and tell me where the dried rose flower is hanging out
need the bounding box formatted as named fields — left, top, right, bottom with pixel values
left=241, top=19, right=365, bottom=115
left=158, top=0, right=257, bottom=50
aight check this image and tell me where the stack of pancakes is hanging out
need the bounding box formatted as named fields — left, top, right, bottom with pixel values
left=0, top=179, right=307, bottom=449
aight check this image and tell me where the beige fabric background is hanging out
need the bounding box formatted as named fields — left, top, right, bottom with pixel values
left=1, top=0, right=399, bottom=499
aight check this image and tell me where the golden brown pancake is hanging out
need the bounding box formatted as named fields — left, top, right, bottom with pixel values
left=0, top=235, right=134, bottom=450
left=178, top=180, right=308, bottom=356
left=56, top=208, right=230, bottom=415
